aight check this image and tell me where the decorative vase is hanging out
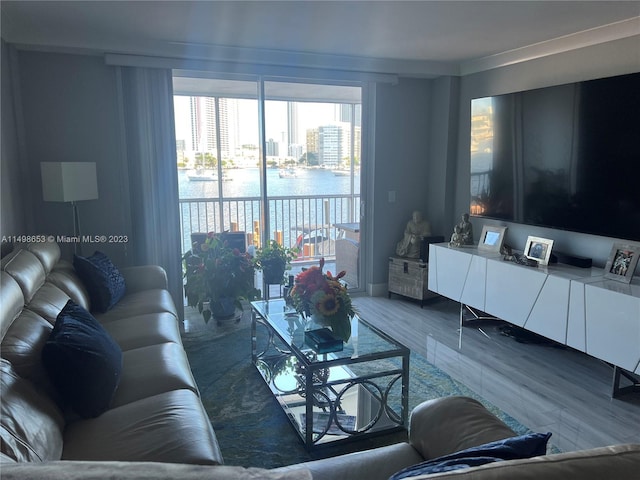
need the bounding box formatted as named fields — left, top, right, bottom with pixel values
left=209, top=297, right=237, bottom=319
left=263, top=265, right=286, bottom=285
left=304, top=313, right=332, bottom=332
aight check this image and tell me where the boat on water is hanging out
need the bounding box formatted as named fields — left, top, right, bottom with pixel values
left=187, top=169, right=217, bottom=181
left=332, top=169, right=350, bottom=176
left=279, top=168, right=297, bottom=178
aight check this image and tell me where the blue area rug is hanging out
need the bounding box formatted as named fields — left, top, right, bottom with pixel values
left=182, top=323, right=533, bottom=469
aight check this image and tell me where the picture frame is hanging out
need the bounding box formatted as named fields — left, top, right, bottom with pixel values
left=604, top=243, right=640, bottom=284
left=524, top=236, right=554, bottom=266
left=478, top=225, right=507, bottom=252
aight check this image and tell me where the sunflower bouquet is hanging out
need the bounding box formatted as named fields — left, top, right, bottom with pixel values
left=289, top=258, right=355, bottom=342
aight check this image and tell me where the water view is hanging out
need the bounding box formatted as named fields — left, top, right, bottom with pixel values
left=178, top=167, right=361, bottom=254
left=178, top=167, right=360, bottom=199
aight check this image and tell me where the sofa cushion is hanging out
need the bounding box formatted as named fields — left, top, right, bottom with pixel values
left=389, top=432, right=552, bottom=479
left=110, top=342, right=199, bottom=408
left=62, top=389, right=224, bottom=465
left=2, top=309, right=55, bottom=389
left=0, top=359, right=65, bottom=462
left=26, top=241, right=61, bottom=273
left=1, top=249, right=47, bottom=304
left=94, top=288, right=178, bottom=324
left=73, top=251, right=125, bottom=312
left=46, top=270, right=92, bottom=312
left=24, top=282, right=72, bottom=325
left=42, top=300, right=123, bottom=418
left=102, top=312, right=183, bottom=350
left=1, top=271, right=24, bottom=340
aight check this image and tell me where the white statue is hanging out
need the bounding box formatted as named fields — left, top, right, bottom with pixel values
left=396, top=210, right=431, bottom=258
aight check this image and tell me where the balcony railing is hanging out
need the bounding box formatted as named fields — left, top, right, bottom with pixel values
left=179, top=194, right=360, bottom=261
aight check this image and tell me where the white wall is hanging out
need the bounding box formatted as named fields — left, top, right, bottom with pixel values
left=452, top=36, right=640, bottom=269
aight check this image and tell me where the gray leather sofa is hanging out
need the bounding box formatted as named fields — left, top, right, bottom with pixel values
left=1, top=241, right=223, bottom=465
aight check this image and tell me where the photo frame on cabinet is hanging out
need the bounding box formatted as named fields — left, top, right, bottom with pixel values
left=524, top=236, right=554, bottom=266
left=604, top=243, right=640, bottom=284
left=478, top=225, right=507, bottom=252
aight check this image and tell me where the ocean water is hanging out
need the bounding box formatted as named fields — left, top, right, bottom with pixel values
left=178, top=167, right=361, bottom=251
left=178, top=167, right=360, bottom=199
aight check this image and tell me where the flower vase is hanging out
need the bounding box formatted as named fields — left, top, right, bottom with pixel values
left=305, top=313, right=332, bottom=332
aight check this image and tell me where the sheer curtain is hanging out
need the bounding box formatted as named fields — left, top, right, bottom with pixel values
left=118, top=66, right=184, bottom=319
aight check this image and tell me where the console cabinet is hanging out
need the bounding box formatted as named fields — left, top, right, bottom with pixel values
left=428, top=243, right=640, bottom=375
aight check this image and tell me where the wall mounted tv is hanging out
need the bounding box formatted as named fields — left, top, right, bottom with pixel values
left=470, top=72, right=640, bottom=242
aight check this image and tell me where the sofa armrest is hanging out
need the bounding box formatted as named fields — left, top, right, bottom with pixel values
left=409, top=397, right=516, bottom=460
left=0, top=461, right=313, bottom=480
left=120, top=265, right=168, bottom=293
left=273, top=442, right=423, bottom=480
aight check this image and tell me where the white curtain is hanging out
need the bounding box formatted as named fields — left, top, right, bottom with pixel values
left=118, top=67, right=184, bottom=319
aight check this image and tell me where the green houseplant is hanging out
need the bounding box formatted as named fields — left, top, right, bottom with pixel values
left=253, top=240, right=298, bottom=285
left=183, top=233, right=260, bottom=323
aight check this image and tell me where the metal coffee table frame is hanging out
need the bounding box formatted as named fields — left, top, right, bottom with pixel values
left=251, top=299, right=410, bottom=451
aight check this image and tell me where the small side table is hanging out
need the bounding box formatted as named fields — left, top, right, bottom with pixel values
left=388, top=256, right=437, bottom=307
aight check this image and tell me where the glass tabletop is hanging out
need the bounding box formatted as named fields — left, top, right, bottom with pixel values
left=251, top=299, right=407, bottom=365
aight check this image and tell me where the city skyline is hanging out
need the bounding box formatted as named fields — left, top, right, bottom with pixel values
left=174, top=95, right=361, bottom=166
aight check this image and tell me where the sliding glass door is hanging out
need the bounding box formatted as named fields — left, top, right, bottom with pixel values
left=173, top=75, right=363, bottom=289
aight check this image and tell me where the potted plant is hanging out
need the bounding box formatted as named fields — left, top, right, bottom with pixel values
left=183, top=233, right=260, bottom=323
left=253, top=240, right=298, bottom=285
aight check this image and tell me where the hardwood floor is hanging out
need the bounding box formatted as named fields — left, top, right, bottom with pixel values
left=351, top=294, right=640, bottom=453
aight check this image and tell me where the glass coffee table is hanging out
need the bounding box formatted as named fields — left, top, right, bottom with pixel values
left=251, top=299, right=409, bottom=450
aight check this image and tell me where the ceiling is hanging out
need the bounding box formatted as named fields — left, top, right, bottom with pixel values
left=2, top=1, right=639, bottom=77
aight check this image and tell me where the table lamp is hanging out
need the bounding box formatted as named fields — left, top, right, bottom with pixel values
left=41, top=162, right=99, bottom=253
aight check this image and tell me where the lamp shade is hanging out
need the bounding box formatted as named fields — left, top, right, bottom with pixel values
left=41, top=162, right=98, bottom=202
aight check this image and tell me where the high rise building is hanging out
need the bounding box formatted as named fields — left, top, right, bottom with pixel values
left=287, top=102, right=299, bottom=156
left=306, top=128, right=319, bottom=156
left=189, top=97, right=230, bottom=159
left=266, top=138, right=279, bottom=157
left=318, top=124, right=343, bottom=168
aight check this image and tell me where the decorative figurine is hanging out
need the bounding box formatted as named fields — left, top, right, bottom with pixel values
left=396, top=210, right=431, bottom=258
left=457, top=213, right=474, bottom=245
left=449, top=225, right=463, bottom=247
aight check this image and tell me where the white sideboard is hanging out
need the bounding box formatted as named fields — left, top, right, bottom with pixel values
left=428, top=243, right=640, bottom=376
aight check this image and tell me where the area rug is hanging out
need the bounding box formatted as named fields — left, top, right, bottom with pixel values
left=182, top=321, right=533, bottom=469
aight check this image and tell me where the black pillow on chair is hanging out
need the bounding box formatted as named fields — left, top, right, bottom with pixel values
left=389, top=432, right=552, bottom=479
left=42, top=300, right=123, bottom=418
left=73, top=251, right=126, bottom=312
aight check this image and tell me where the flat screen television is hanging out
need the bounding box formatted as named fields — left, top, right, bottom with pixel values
left=470, top=72, right=640, bottom=242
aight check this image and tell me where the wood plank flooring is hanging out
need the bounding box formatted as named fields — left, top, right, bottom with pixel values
left=351, top=294, right=640, bottom=453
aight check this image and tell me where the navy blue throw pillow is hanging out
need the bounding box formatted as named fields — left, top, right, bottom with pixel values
left=389, top=432, right=552, bottom=479
left=73, top=251, right=125, bottom=312
left=42, top=300, right=123, bottom=418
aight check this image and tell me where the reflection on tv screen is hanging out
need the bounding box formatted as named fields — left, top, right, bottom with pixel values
left=470, top=72, right=640, bottom=241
